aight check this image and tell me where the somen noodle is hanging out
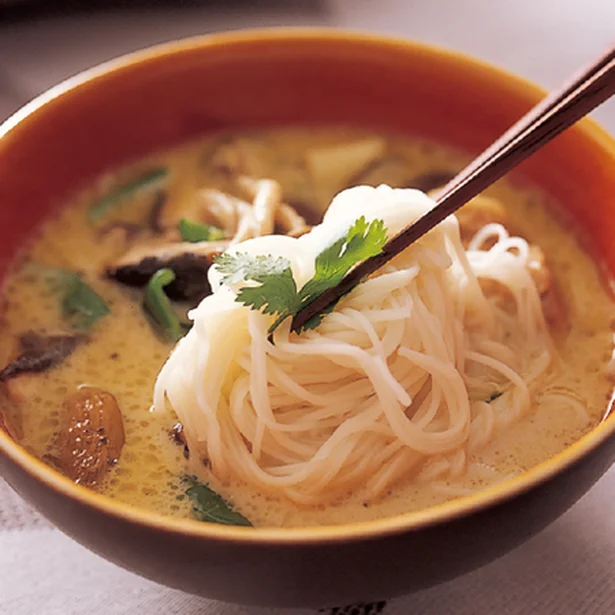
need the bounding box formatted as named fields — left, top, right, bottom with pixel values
left=154, top=185, right=553, bottom=505
left=2, top=125, right=611, bottom=526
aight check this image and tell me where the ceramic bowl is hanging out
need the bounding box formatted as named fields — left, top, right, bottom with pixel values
left=1, top=29, right=614, bottom=608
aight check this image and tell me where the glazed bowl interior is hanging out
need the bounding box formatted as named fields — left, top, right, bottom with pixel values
left=1, top=29, right=615, bottom=607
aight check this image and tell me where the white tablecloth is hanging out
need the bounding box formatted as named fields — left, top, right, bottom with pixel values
left=1, top=1, right=615, bottom=613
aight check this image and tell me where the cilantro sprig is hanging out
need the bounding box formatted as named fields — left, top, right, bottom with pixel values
left=215, top=216, right=387, bottom=333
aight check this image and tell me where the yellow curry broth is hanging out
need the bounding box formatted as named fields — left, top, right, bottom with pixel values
left=0, top=127, right=613, bottom=527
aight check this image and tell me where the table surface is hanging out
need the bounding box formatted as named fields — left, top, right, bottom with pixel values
left=1, top=2, right=614, bottom=614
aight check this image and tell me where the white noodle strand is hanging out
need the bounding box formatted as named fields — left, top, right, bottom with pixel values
left=154, top=186, right=554, bottom=504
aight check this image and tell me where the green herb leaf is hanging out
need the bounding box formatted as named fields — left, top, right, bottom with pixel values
left=89, top=168, right=168, bottom=224
left=216, top=252, right=302, bottom=329
left=183, top=476, right=252, bottom=526
left=216, top=252, right=293, bottom=286
left=487, top=391, right=503, bottom=403
left=298, top=300, right=338, bottom=333
left=178, top=219, right=226, bottom=243
left=299, top=216, right=387, bottom=304
left=144, top=269, right=188, bottom=342
left=215, top=216, right=388, bottom=333
left=61, top=274, right=110, bottom=330
left=295, top=217, right=387, bottom=332
left=236, top=265, right=300, bottom=316
left=32, top=265, right=110, bottom=330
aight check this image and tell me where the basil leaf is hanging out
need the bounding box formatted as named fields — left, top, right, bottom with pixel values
left=89, top=168, right=168, bottom=223
left=178, top=219, right=225, bottom=243
left=30, top=265, right=110, bottom=330
left=61, top=274, right=110, bottom=330
left=183, top=476, right=252, bottom=526
left=144, top=268, right=188, bottom=342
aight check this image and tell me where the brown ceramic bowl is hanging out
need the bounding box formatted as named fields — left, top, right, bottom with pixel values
left=1, top=29, right=615, bottom=609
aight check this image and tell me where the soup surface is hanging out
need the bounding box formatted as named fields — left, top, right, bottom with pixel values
left=1, top=127, right=613, bottom=527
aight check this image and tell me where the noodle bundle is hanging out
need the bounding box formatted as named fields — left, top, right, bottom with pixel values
left=154, top=185, right=553, bottom=504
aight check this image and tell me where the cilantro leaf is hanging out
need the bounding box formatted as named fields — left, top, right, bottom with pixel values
left=297, top=300, right=338, bottom=333
left=216, top=253, right=302, bottom=329
left=235, top=266, right=300, bottom=316
left=214, top=216, right=388, bottom=333
left=216, top=253, right=292, bottom=285
left=300, top=216, right=387, bottom=303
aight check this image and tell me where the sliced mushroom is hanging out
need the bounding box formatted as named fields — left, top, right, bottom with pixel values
left=199, top=189, right=245, bottom=231
left=198, top=188, right=263, bottom=244
left=0, top=332, right=87, bottom=442
left=250, top=178, right=280, bottom=236
left=107, top=175, right=312, bottom=301
left=275, top=203, right=312, bottom=237
left=236, top=176, right=311, bottom=238
left=56, top=387, right=125, bottom=488
left=107, top=241, right=226, bottom=301
left=167, top=186, right=270, bottom=244
left=0, top=331, right=87, bottom=382
left=236, top=176, right=280, bottom=235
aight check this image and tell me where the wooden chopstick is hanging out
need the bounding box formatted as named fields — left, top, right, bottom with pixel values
left=291, top=43, right=615, bottom=332
left=438, top=44, right=615, bottom=199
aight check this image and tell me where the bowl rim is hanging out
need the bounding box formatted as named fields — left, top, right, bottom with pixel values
left=1, top=26, right=615, bottom=545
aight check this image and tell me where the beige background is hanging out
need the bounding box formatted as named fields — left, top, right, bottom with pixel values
left=0, top=1, right=614, bottom=613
